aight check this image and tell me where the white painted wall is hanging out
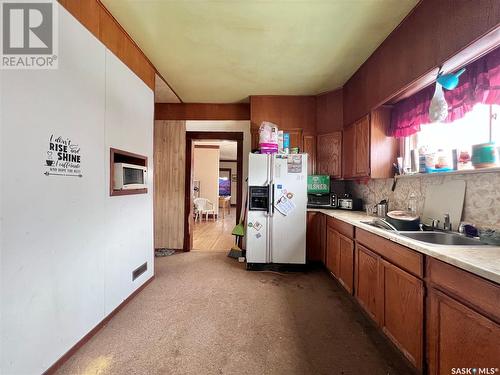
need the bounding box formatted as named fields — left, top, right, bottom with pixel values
left=194, top=147, right=220, bottom=215
left=186, top=120, right=250, bottom=221
left=0, top=5, right=153, bottom=375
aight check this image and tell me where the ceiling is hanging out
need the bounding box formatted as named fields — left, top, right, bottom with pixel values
left=195, top=141, right=237, bottom=160
left=102, top=0, right=418, bottom=103
left=154, top=74, right=181, bottom=103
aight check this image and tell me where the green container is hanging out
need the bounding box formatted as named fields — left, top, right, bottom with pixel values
left=307, top=175, right=330, bottom=194
left=472, top=142, right=497, bottom=168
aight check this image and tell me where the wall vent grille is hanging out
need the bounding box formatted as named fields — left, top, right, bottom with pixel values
left=132, top=262, right=147, bottom=281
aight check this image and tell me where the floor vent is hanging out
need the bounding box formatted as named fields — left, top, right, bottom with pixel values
left=132, top=262, right=147, bottom=281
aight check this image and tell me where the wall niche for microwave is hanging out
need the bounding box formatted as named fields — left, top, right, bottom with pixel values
left=110, top=148, right=148, bottom=196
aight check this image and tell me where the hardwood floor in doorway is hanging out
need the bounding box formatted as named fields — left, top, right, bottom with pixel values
left=193, top=207, right=236, bottom=251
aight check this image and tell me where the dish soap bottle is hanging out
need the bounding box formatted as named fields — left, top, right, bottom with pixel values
left=408, top=193, right=417, bottom=215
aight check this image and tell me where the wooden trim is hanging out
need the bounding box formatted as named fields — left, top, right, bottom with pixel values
left=109, top=148, right=148, bottom=196
left=194, top=145, right=220, bottom=149
left=388, top=25, right=500, bottom=104
left=342, top=0, right=500, bottom=125
left=43, top=275, right=155, bottom=375
left=184, top=131, right=244, bottom=251
left=58, top=0, right=181, bottom=99
left=155, top=103, right=250, bottom=121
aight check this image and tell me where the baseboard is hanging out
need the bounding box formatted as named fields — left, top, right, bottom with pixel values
left=43, top=275, right=155, bottom=375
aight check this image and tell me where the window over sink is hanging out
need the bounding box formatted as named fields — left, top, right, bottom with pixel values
left=403, top=104, right=500, bottom=173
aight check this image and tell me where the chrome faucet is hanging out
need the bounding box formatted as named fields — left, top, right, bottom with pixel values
left=443, top=213, right=451, bottom=231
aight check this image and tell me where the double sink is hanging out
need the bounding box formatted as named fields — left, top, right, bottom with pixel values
left=361, top=219, right=485, bottom=246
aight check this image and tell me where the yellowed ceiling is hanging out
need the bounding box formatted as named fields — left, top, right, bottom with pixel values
left=102, top=0, right=418, bottom=103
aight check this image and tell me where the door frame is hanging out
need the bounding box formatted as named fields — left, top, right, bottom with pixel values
left=184, top=131, right=244, bottom=251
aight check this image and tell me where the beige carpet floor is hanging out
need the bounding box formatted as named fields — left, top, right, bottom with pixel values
left=56, top=252, right=414, bottom=375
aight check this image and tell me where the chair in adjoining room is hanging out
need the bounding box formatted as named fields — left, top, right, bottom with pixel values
left=194, top=198, right=216, bottom=221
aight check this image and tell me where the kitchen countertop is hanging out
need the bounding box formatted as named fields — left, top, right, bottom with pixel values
left=308, top=208, right=500, bottom=285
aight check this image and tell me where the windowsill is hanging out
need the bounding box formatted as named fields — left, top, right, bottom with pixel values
left=395, top=166, right=500, bottom=179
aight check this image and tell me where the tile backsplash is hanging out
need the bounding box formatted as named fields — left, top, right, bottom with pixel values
left=348, top=171, right=500, bottom=230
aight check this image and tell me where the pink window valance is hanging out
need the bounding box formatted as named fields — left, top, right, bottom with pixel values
left=391, top=46, right=500, bottom=138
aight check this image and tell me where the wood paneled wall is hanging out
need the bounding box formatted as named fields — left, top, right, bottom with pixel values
left=154, top=120, right=186, bottom=249
left=316, top=89, right=343, bottom=135
left=343, top=0, right=500, bottom=125
left=155, top=103, right=250, bottom=120
left=58, top=0, right=156, bottom=89
left=250, top=95, right=316, bottom=134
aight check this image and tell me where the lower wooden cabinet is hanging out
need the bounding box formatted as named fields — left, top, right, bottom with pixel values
left=427, top=288, right=500, bottom=375
left=338, top=233, right=354, bottom=294
left=306, top=211, right=325, bottom=262
left=326, top=226, right=340, bottom=276
left=355, top=243, right=380, bottom=321
left=326, top=226, right=354, bottom=295
left=355, top=243, right=424, bottom=370
left=380, top=259, right=424, bottom=369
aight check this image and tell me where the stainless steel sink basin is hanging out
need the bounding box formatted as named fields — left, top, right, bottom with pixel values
left=399, top=231, right=486, bottom=246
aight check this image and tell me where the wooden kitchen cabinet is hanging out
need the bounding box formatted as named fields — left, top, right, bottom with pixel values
left=326, top=218, right=354, bottom=295
left=355, top=231, right=424, bottom=370
left=302, top=135, right=316, bottom=175
left=355, top=243, right=380, bottom=322
left=343, top=107, right=398, bottom=179
left=338, top=233, right=354, bottom=294
left=354, top=116, right=370, bottom=176
left=306, top=211, right=325, bottom=262
left=326, top=226, right=340, bottom=276
left=427, top=289, right=500, bottom=375
left=317, top=131, right=342, bottom=178
left=426, top=258, right=500, bottom=374
left=379, top=259, right=424, bottom=369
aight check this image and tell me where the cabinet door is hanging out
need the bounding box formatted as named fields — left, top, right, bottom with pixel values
left=342, top=124, right=356, bottom=179
left=306, top=212, right=325, bottom=262
left=427, top=288, right=500, bottom=375
left=354, top=115, right=370, bottom=177
left=338, top=233, right=354, bottom=294
left=317, top=132, right=342, bottom=178
left=355, top=243, right=380, bottom=322
left=380, top=259, right=424, bottom=369
left=326, top=226, right=340, bottom=276
left=286, top=128, right=303, bottom=150
left=302, top=135, right=316, bottom=175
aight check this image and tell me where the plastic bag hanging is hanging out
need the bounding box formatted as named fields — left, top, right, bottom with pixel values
left=429, top=82, right=448, bottom=122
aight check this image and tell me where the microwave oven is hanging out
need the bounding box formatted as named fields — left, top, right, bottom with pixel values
left=114, top=163, right=147, bottom=190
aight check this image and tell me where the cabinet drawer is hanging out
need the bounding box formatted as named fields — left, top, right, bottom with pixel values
left=326, top=216, right=354, bottom=239
left=356, top=229, right=423, bottom=277
left=427, top=258, right=500, bottom=321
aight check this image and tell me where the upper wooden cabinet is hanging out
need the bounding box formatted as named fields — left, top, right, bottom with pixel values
left=302, top=135, right=316, bottom=175
left=343, top=107, right=398, bottom=179
left=317, top=132, right=342, bottom=178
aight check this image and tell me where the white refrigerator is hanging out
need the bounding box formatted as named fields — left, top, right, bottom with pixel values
left=246, top=153, right=308, bottom=268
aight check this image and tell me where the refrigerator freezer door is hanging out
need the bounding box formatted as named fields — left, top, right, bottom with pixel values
left=271, top=154, right=308, bottom=264
left=246, top=154, right=270, bottom=263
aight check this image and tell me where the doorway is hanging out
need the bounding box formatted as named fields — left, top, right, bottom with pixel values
left=184, top=132, right=244, bottom=251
